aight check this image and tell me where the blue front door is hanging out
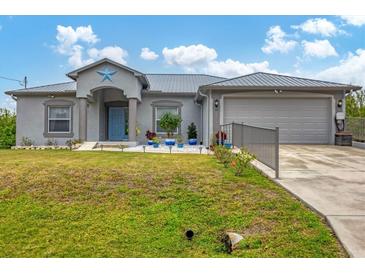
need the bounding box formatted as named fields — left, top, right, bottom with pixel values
left=108, top=107, right=126, bottom=141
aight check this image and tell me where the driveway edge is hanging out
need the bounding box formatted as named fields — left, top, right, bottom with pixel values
left=250, top=161, right=351, bottom=258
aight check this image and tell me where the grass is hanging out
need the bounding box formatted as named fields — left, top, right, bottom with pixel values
left=0, top=150, right=346, bottom=257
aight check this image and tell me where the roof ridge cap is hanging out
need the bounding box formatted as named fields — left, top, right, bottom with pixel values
left=256, top=71, right=350, bottom=86
left=145, top=73, right=226, bottom=78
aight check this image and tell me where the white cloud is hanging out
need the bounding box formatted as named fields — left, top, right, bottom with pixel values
left=302, top=39, right=338, bottom=58
left=54, top=25, right=128, bottom=68
left=0, top=97, right=16, bottom=111
left=161, top=43, right=277, bottom=77
left=340, top=16, right=365, bottom=27
left=56, top=25, right=99, bottom=54
left=67, top=45, right=86, bottom=68
left=205, top=59, right=277, bottom=78
left=88, top=46, right=128, bottom=65
left=292, top=18, right=338, bottom=37
left=140, top=47, right=159, bottom=61
left=317, top=48, right=365, bottom=86
left=162, top=44, right=217, bottom=68
left=261, top=26, right=297, bottom=54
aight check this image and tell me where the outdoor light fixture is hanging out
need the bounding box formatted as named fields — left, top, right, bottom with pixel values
left=274, top=89, right=283, bottom=94
left=337, top=99, right=343, bottom=108
left=214, top=99, right=219, bottom=109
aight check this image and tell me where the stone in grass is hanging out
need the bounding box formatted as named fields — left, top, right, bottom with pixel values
left=223, top=232, right=244, bottom=254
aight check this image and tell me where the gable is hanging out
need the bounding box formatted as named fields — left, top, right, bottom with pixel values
left=72, top=60, right=147, bottom=100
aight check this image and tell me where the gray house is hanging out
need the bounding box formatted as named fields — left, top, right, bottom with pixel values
left=5, top=58, right=361, bottom=146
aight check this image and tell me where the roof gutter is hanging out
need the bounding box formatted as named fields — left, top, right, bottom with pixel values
left=10, top=94, right=17, bottom=101
left=4, top=91, right=76, bottom=96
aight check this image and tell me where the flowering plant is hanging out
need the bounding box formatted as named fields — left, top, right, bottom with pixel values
left=215, top=131, right=227, bottom=144
left=231, top=148, right=255, bottom=176
left=145, top=130, right=157, bottom=140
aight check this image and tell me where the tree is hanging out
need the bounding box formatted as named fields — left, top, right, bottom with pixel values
left=187, top=122, right=197, bottom=139
left=346, top=90, right=365, bottom=117
left=159, top=112, right=182, bottom=138
left=0, top=108, right=16, bottom=148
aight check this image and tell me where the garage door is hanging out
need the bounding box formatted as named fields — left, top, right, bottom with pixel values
left=224, top=97, right=331, bottom=144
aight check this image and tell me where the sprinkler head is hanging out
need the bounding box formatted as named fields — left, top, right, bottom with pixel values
left=185, top=229, right=194, bottom=240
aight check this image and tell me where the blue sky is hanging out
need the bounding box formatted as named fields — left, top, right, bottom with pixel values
left=0, top=15, right=364, bottom=109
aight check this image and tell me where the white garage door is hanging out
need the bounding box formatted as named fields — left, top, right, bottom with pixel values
left=224, top=97, right=331, bottom=144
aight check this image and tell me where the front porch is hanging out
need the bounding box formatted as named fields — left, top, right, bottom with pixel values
left=78, top=87, right=138, bottom=144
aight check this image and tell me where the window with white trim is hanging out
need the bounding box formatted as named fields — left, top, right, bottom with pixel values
left=48, top=106, right=71, bottom=133
left=155, top=106, right=179, bottom=134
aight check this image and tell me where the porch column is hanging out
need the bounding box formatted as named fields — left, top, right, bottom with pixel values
left=79, top=97, right=87, bottom=141
left=128, top=98, right=137, bottom=142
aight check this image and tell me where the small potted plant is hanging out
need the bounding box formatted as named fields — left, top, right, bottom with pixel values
left=176, top=135, right=184, bottom=148
left=159, top=112, right=182, bottom=146
left=187, top=122, right=198, bottom=145
left=215, top=131, right=227, bottom=145
left=152, top=137, right=160, bottom=148
left=145, top=130, right=156, bottom=145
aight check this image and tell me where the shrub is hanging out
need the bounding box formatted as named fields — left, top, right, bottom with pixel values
left=176, top=135, right=183, bottom=144
left=46, top=138, right=58, bottom=146
left=145, top=130, right=156, bottom=140
left=231, top=148, right=256, bottom=176
left=152, top=137, right=160, bottom=144
left=66, top=139, right=81, bottom=150
left=21, top=136, right=34, bottom=146
left=187, top=122, right=197, bottom=139
left=159, top=112, right=182, bottom=137
left=0, top=108, right=16, bottom=148
left=214, top=145, right=233, bottom=168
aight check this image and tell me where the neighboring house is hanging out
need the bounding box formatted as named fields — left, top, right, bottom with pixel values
left=5, top=58, right=361, bottom=146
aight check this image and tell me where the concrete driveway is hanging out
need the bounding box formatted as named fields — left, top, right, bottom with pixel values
left=255, top=145, right=365, bottom=257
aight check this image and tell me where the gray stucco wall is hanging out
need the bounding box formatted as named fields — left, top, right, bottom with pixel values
left=137, top=94, right=202, bottom=144
left=15, top=95, right=79, bottom=145
left=76, top=63, right=142, bottom=100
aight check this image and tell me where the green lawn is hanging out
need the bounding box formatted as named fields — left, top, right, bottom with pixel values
left=0, top=150, right=345, bottom=257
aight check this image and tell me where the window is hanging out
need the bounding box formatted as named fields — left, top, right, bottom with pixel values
left=48, top=106, right=71, bottom=133
left=155, top=106, right=179, bottom=134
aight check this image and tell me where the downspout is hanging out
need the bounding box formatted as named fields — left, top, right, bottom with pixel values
left=194, top=99, right=203, bottom=144
left=196, top=88, right=209, bottom=146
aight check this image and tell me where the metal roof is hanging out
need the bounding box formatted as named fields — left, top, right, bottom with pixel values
left=5, top=81, right=76, bottom=95
left=5, top=71, right=361, bottom=96
left=145, top=74, right=226, bottom=93
left=201, top=72, right=361, bottom=90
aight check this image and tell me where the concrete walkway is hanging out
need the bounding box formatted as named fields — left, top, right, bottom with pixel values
left=254, top=145, right=365, bottom=257
left=92, top=144, right=213, bottom=154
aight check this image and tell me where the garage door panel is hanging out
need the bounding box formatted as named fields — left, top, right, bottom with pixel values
left=224, top=98, right=330, bottom=144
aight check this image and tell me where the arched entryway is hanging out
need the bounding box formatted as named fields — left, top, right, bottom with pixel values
left=79, top=87, right=138, bottom=143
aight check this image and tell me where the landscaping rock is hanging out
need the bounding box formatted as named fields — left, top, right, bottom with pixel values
left=223, top=232, right=244, bottom=253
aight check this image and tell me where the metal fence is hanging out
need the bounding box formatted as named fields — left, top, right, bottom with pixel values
left=346, top=117, right=365, bottom=142
left=220, top=123, right=279, bottom=178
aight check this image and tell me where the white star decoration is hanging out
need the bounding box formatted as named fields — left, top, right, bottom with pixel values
left=96, top=66, right=117, bottom=82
